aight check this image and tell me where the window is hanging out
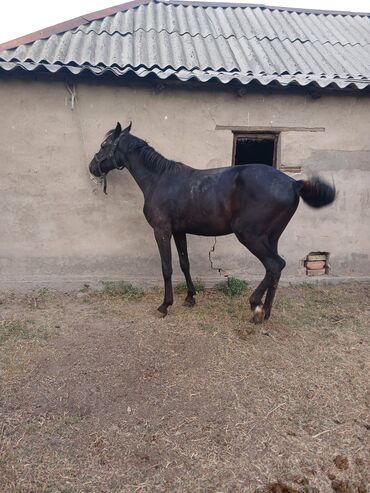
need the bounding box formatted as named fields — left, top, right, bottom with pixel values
left=232, top=133, right=279, bottom=167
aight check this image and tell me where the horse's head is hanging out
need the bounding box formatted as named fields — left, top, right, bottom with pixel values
left=89, top=121, right=132, bottom=179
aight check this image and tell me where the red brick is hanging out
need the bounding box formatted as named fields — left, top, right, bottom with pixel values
left=306, top=260, right=326, bottom=270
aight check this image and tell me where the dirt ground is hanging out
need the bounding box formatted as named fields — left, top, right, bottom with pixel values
left=0, top=282, right=369, bottom=493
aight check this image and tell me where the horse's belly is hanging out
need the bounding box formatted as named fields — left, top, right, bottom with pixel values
left=186, top=227, right=232, bottom=237
left=174, top=214, right=233, bottom=236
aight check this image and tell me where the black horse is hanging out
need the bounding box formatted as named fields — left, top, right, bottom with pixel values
left=89, top=122, right=335, bottom=323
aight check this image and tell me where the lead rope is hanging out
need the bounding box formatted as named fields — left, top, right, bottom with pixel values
left=66, top=81, right=107, bottom=193
left=100, top=137, right=124, bottom=195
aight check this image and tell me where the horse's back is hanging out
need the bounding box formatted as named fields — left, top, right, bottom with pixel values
left=231, top=163, right=297, bottom=205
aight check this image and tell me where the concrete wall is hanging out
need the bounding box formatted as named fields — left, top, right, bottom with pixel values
left=0, top=77, right=369, bottom=289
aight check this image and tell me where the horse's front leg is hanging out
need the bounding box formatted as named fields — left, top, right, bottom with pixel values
left=173, top=232, right=196, bottom=306
left=154, top=229, right=173, bottom=316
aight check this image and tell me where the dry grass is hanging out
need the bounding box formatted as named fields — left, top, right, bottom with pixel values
left=0, top=282, right=369, bottom=492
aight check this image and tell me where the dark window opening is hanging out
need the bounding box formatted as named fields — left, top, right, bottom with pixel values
left=233, top=133, right=278, bottom=167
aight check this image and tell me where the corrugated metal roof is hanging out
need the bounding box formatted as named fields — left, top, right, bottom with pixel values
left=75, top=3, right=370, bottom=47
left=1, top=0, right=370, bottom=90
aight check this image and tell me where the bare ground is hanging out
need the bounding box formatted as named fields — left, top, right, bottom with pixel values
left=0, top=282, right=369, bottom=493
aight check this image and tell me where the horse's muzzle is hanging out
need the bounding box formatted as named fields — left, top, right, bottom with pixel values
left=89, top=158, right=100, bottom=177
left=89, top=157, right=108, bottom=193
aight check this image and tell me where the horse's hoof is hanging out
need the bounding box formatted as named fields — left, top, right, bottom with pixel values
left=252, top=305, right=265, bottom=324
left=183, top=297, right=195, bottom=307
left=157, top=305, right=168, bottom=317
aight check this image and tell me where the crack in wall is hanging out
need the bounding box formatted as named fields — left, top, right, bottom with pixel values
left=208, top=236, right=226, bottom=277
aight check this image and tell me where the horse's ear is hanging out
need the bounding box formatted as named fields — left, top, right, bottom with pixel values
left=124, top=121, right=132, bottom=133
left=114, top=122, right=122, bottom=138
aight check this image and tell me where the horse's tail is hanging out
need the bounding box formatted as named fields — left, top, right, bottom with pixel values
left=295, top=176, right=336, bottom=208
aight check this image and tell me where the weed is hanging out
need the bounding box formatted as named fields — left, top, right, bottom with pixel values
left=174, top=280, right=206, bottom=294
left=198, top=322, right=216, bottom=333
left=215, top=277, right=248, bottom=297
left=150, top=286, right=164, bottom=295
left=38, top=287, right=50, bottom=297
left=0, top=320, right=53, bottom=345
left=102, top=281, right=144, bottom=299
left=0, top=320, right=31, bottom=344
left=174, top=282, right=188, bottom=294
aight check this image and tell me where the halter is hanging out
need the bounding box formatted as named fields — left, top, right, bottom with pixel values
left=93, top=135, right=125, bottom=194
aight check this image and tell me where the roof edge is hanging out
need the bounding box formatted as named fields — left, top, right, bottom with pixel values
left=1, top=0, right=369, bottom=52
left=0, top=0, right=151, bottom=51
left=1, top=60, right=369, bottom=91
left=173, top=0, right=370, bottom=17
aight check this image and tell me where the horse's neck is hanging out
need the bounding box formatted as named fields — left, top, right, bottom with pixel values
left=125, top=150, right=159, bottom=198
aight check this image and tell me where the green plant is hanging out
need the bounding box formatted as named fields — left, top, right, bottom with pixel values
left=102, top=281, right=144, bottom=299
left=0, top=320, right=53, bottom=345
left=174, top=279, right=206, bottom=294
left=0, top=320, right=31, bottom=344
left=215, top=277, right=248, bottom=298
left=198, top=322, right=216, bottom=333
left=38, top=287, right=50, bottom=297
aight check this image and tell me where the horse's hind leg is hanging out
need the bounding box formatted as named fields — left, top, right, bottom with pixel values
left=235, top=233, right=284, bottom=323
left=263, top=252, right=286, bottom=320
left=174, top=232, right=196, bottom=306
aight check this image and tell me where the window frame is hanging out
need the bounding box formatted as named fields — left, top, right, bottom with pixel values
left=231, top=132, right=280, bottom=168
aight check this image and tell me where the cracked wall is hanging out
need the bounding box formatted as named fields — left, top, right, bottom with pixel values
left=0, top=78, right=369, bottom=289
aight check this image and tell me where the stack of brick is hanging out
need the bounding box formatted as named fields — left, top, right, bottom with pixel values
left=305, top=253, right=328, bottom=276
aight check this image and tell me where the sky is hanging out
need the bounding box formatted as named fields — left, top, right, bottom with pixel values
left=0, top=0, right=369, bottom=44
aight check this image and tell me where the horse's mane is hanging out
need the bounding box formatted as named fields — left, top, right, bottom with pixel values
left=107, top=129, right=187, bottom=175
